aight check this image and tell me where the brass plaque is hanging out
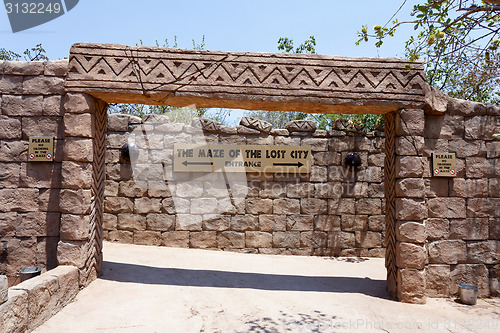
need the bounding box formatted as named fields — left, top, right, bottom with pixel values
left=432, top=152, right=456, bottom=177
left=28, top=137, right=54, bottom=162
left=174, top=144, right=311, bottom=173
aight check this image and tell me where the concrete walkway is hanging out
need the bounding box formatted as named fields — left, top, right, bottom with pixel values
left=35, top=242, right=499, bottom=333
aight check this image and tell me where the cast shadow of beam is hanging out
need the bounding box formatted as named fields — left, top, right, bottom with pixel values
left=100, top=261, right=390, bottom=300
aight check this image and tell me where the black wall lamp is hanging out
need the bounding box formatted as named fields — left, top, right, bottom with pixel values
left=121, top=142, right=139, bottom=163
left=344, top=153, right=362, bottom=168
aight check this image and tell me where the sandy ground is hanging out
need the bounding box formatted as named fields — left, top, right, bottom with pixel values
left=34, top=242, right=500, bottom=333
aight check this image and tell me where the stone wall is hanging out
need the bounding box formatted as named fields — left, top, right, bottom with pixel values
left=393, top=101, right=500, bottom=302
left=0, top=60, right=67, bottom=286
left=103, top=114, right=387, bottom=257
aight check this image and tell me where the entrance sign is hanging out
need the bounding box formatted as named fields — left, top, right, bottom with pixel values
left=174, top=144, right=311, bottom=173
left=432, top=152, right=456, bottom=177
left=28, top=137, right=54, bottom=162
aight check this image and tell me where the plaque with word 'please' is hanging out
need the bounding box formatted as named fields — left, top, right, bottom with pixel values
left=174, top=144, right=311, bottom=173
left=432, top=152, right=456, bottom=177
left=28, top=137, right=54, bottom=162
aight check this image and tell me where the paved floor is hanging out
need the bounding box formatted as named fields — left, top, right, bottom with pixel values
left=35, top=242, right=499, bottom=332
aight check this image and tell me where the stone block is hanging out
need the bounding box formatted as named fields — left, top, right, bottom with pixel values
left=309, top=166, right=328, bottom=182
left=106, top=133, right=128, bottom=149
left=230, top=215, right=258, bottom=231
left=450, top=264, right=490, bottom=297
left=425, top=218, right=449, bottom=240
left=424, top=114, right=463, bottom=139
left=0, top=140, right=28, bottom=162
left=104, top=197, right=133, bottom=214
left=286, top=183, right=315, bottom=198
left=466, top=198, right=493, bottom=218
left=397, top=268, right=427, bottom=304
left=395, top=178, right=424, bottom=198
left=118, top=214, right=146, bottom=231
left=466, top=157, right=493, bottom=178
left=64, top=113, right=93, bottom=138
left=134, top=198, right=162, bottom=214
left=0, top=212, right=16, bottom=237
left=315, top=183, right=342, bottom=199
left=1, top=95, right=43, bottom=116
left=134, top=231, right=161, bottom=246
left=395, top=136, right=424, bottom=156
left=301, top=138, right=328, bottom=152
left=118, top=180, right=147, bottom=197
left=397, top=221, right=426, bottom=243
left=107, top=230, right=133, bottom=244
left=174, top=181, right=204, bottom=198
left=449, top=218, right=488, bottom=240
left=396, top=198, right=427, bottom=221
left=245, top=199, right=273, bottom=214
left=258, top=182, right=285, bottom=199
left=239, top=116, right=272, bottom=133
left=246, top=231, right=272, bottom=248
left=63, top=138, right=93, bottom=162
left=341, top=215, right=368, bottom=232
left=273, top=231, right=300, bottom=248
left=63, top=93, right=97, bottom=114
left=285, top=120, right=316, bottom=132
left=343, top=181, right=368, bottom=198
left=424, top=178, right=448, bottom=197
left=42, top=95, right=63, bottom=116
left=312, top=151, right=341, bottom=166
left=396, top=109, right=425, bottom=136
left=104, top=180, right=119, bottom=197
left=176, top=214, right=202, bottom=231
left=314, top=215, right=340, bottom=232
left=0, top=289, right=28, bottom=333
left=148, top=181, right=170, bottom=197
left=426, top=265, right=450, bottom=297
left=39, top=188, right=60, bottom=212
left=44, top=59, right=69, bottom=76
left=16, top=212, right=60, bottom=237
left=300, top=231, right=328, bottom=248
left=259, top=215, right=286, bottom=232
left=368, top=215, right=385, bottom=232
left=287, top=215, right=314, bottom=231
left=300, top=198, right=327, bottom=215
left=491, top=218, right=500, bottom=240
left=103, top=213, right=117, bottom=231
left=489, top=264, right=500, bottom=296
left=57, top=240, right=86, bottom=268
left=0, top=275, right=7, bottom=304
left=0, top=115, right=21, bottom=139
left=395, top=156, right=424, bottom=178
left=217, top=231, right=245, bottom=248
left=108, top=113, right=130, bottom=132
left=162, top=197, right=189, bottom=214
left=396, top=242, right=426, bottom=269
left=467, top=241, right=499, bottom=264
left=61, top=161, right=92, bottom=189
left=190, top=231, right=216, bottom=248
left=23, top=75, right=64, bottom=95
left=146, top=214, right=175, bottom=231
left=356, top=198, right=381, bottom=215
left=3, top=60, right=44, bottom=75
left=59, top=189, right=91, bottom=214
left=273, top=198, right=300, bottom=214
left=357, top=166, right=383, bottom=183
left=489, top=179, right=500, bottom=198
left=202, top=215, right=230, bottom=231
left=428, top=240, right=466, bottom=264
left=162, top=231, right=189, bottom=247
left=486, top=141, right=500, bottom=158
left=356, top=231, right=382, bottom=248
left=0, top=163, right=20, bottom=188
left=18, top=162, right=62, bottom=188
left=428, top=197, right=466, bottom=219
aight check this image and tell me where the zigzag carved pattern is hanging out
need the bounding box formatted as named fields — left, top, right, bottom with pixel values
left=68, top=55, right=426, bottom=95
left=384, top=112, right=397, bottom=299
left=87, top=100, right=107, bottom=280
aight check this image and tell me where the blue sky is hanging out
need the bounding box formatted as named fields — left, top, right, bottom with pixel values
left=1, top=0, right=418, bottom=124
left=1, top=0, right=417, bottom=59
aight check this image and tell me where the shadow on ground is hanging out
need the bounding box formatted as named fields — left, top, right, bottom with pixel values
left=100, top=261, right=390, bottom=300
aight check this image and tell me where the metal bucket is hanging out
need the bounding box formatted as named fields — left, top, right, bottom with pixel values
left=19, top=267, right=42, bottom=282
left=458, top=283, right=478, bottom=305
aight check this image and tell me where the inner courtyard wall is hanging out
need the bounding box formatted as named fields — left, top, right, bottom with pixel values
left=103, top=114, right=387, bottom=257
